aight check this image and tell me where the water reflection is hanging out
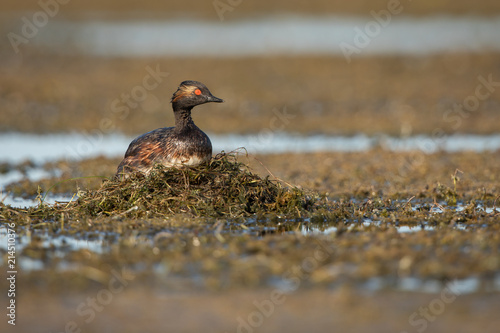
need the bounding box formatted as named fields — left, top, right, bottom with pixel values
left=20, top=16, right=500, bottom=57
left=1, top=132, right=500, bottom=164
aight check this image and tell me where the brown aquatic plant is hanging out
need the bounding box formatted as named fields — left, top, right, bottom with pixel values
left=76, top=152, right=321, bottom=218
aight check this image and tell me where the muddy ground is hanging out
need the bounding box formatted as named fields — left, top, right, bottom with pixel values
left=8, top=289, right=500, bottom=333
left=1, top=51, right=499, bottom=332
left=1, top=53, right=499, bottom=136
left=5, top=150, right=499, bottom=203
left=1, top=149, right=499, bottom=332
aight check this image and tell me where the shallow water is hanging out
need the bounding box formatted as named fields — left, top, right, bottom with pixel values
left=0, top=165, right=67, bottom=206
left=2, top=195, right=498, bottom=294
left=1, top=132, right=499, bottom=164
left=0, top=193, right=77, bottom=208
left=2, top=217, right=499, bottom=294
left=16, top=16, right=500, bottom=57
left=0, top=226, right=108, bottom=270
left=2, top=131, right=499, bottom=207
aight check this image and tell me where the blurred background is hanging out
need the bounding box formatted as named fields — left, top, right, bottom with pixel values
left=1, top=0, right=499, bottom=142
left=1, top=3, right=500, bottom=333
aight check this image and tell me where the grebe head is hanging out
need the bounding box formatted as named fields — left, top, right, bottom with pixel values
left=171, top=80, right=224, bottom=109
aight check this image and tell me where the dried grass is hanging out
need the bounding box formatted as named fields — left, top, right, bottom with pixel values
left=76, top=152, right=322, bottom=218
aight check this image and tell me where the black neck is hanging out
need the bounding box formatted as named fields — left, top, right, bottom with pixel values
left=173, top=103, right=195, bottom=130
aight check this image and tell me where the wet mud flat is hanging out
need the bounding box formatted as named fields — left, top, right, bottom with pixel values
left=4, top=149, right=499, bottom=202
left=1, top=52, right=499, bottom=136
left=1, top=149, right=499, bottom=332
left=9, top=289, right=500, bottom=333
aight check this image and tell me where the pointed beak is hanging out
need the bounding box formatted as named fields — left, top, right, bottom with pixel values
left=207, top=95, right=224, bottom=103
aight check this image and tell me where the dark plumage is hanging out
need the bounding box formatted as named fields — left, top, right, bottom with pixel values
left=116, top=80, right=223, bottom=177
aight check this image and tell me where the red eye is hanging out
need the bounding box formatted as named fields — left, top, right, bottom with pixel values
left=194, top=89, right=202, bottom=95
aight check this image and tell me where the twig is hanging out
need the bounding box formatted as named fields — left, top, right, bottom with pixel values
left=250, top=155, right=295, bottom=188
left=41, top=176, right=107, bottom=204
left=430, top=198, right=445, bottom=212
left=403, top=196, right=415, bottom=210
left=111, top=205, right=138, bottom=220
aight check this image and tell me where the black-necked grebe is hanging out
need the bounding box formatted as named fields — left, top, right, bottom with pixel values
left=116, top=80, right=223, bottom=177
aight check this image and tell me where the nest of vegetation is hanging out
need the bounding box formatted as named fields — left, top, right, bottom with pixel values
left=76, top=153, right=322, bottom=218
